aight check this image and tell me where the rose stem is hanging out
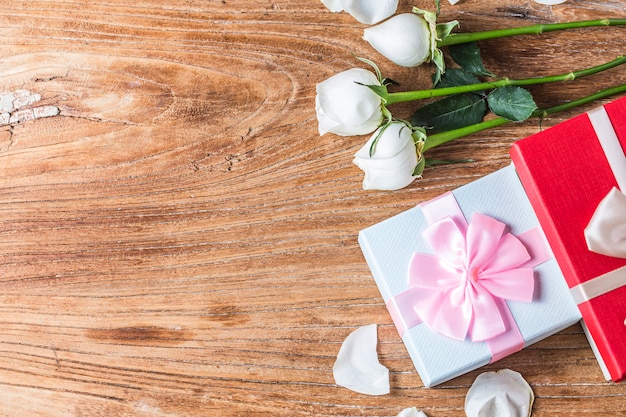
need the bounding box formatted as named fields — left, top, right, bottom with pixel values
left=437, top=19, right=626, bottom=47
left=385, top=55, right=626, bottom=105
left=422, top=83, right=626, bottom=152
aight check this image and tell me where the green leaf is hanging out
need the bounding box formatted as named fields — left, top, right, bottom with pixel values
left=411, top=125, right=427, bottom=143
left=411, top=93, right=487, bottom=133
left=368, top=107, right=393, bottom=156
left=435, top=68, right=483, bottom=90
left=448, top=42, right=495, bottom=77
left=436, top=20, right=459, bottom=40
left=413, top=156, right=426, bottom=177
left=356, top=83, right=389, bottom=103
left=414, top=7, right=444, bottom=78
left=418, top=68, right=487, bottom=131
left=487, top=86, right=538, bottom=121
left=354, top=55, right=383, bottom=82
left=432, top=66, right=442, bottom=86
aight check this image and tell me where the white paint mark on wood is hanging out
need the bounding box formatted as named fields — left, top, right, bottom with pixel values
left=9, top=109, right=35, bottom=124
left=0, top=89, right=60, bottom=126
left=13, top=89, right=41, bottom=110
left=0, top=92, right=15, bottom=113
left=33, top=105, right=60, bottom=118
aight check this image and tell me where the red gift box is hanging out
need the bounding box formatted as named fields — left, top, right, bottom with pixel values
left=510, top=96, right=626, bottom=382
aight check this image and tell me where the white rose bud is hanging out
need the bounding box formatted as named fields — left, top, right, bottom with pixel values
left=363, top=13, right=432, bottom=67
left=316, top=68, right=384, bottom=136
left=353, top=122, right=419, bottom=191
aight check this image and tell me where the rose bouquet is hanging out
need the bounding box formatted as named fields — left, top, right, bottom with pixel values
left=317, top=0, right=626, bottom=190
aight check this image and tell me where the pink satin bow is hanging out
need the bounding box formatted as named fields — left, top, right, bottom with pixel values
left=409, top=212, right=535, bottom=342
left=386, top=191, right=550, bottom=361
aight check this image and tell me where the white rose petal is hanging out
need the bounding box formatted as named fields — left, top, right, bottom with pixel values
left=340, top=0, right=398, bottom=25
left=316, top=68, right=384, bottom=136
left=465, top=369, right=535, bottom=417
left=316, top=96, right=382, bottom=136
left=534, top=0, right=568, bottom=4
left=363, top=13, right=432, bottom=67
left=332, top=324, right=390, bottom=395
left=353, top=122, right=418, bottom=190
left=320, top=0, right=343, bottom=12
left=397, top=407, right=429, bottom=417
left=447, top=0, right=461, bottom=4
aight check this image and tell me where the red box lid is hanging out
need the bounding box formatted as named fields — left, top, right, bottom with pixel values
left=510, top=96, right=626, bottom=382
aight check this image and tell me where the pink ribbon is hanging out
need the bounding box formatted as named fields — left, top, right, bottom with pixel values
left=387, top=192, right=552, bottom=362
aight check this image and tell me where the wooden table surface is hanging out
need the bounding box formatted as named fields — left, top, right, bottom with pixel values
left=1, top=1, right=625, bottom=416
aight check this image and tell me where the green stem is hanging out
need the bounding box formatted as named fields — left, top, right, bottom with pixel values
left=386, top=55, right=626, bottom=105
left=422, top=84, right=626, bottom=152
left=437, top=19, right=626, bottom=47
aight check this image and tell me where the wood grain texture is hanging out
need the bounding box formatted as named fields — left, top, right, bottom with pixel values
left=0, top=0, right=625, bottom=416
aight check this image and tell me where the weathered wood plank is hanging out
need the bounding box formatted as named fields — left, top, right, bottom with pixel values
left=0, top=0, right=625, bottom=416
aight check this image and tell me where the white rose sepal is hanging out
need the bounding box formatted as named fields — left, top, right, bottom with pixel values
left=315, top=68, right=385, bottom=136
left=353, top=122, right=424, bottom=191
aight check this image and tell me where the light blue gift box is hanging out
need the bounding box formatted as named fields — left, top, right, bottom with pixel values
left=358, top=165, right=581, bottom=387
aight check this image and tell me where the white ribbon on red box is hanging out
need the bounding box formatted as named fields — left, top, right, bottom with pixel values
left=572, top=106, right=626, bottom=305
left=584, top=106, right=626, bottom=259
left=570, top=266, right=626, bottom=305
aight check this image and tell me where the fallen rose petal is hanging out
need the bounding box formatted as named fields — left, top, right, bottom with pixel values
left=341, top=0, right=398, bottom=25
left=397, top=407, right=429, bottom=417
left=320, top=0, right=343, bottom=13
left=333, top=324, right=390, bottom=395
left=465, top=369, right=534, bottom=417
left=534, top=0, right=568, bottom=4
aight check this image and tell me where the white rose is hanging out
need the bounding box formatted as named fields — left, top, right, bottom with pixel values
left=363, top=13, right=432, bottom=67
left=353, top=122, right=419, bottom=190
left=321, top=0, right=398, bottom=25
left=316, top=68, right=384, bottom=136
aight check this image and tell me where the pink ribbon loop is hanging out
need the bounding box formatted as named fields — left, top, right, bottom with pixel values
left=387, top=192, right=551, bottom=361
